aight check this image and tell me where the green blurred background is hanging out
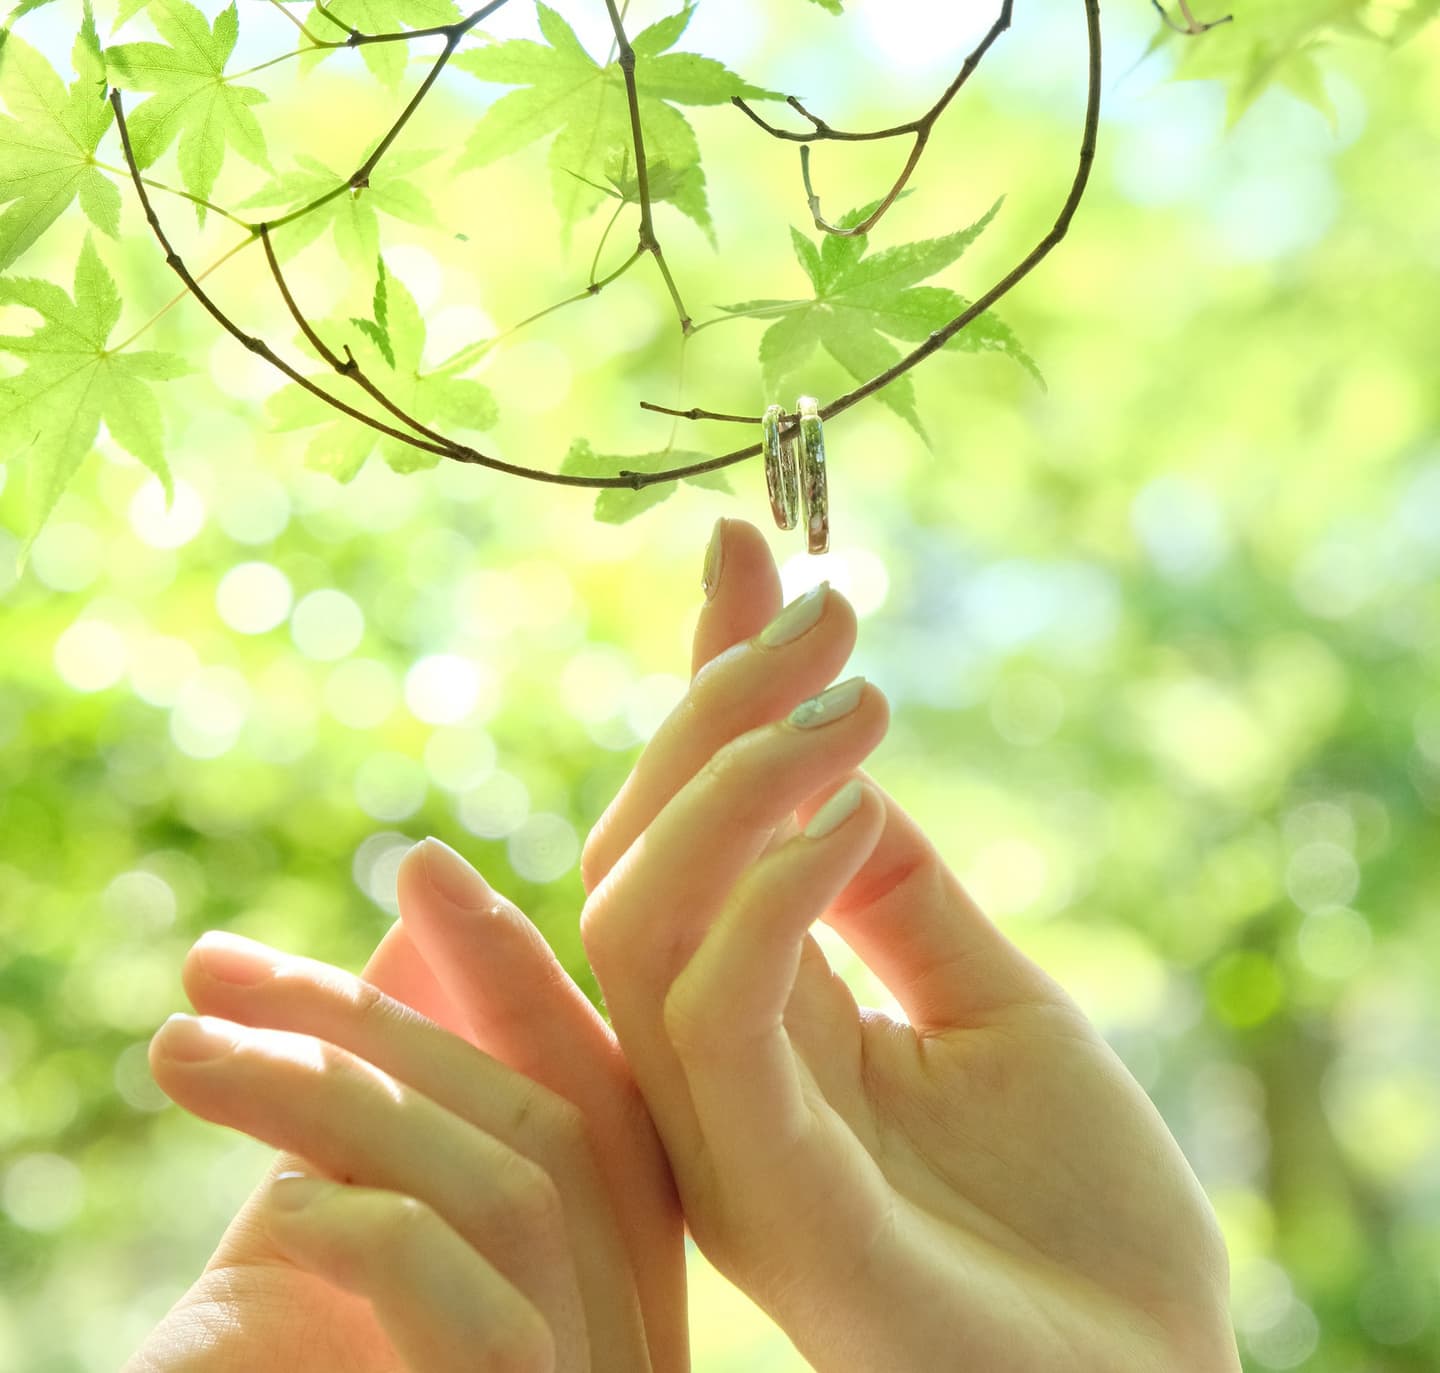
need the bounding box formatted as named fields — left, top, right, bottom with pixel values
left=1, top=0, right=1438, bottom=1368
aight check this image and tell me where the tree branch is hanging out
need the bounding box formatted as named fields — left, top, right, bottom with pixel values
left=602, top=0, right=693, bottom=333
left=109, top=0, right=1103, bottom=500
left=259, top=224, right=456, bottom=449
left=734, top=0, right=1014, bottom=237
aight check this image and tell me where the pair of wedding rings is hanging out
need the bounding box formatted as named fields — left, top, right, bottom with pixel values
left=763, top=397, right=829, bottom=554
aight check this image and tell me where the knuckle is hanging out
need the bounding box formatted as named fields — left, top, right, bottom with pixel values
left=507, top=1079, right=590, bottom=1162
left=578, top=832, right=605, bottom=896
left=345, top=970, right=391, bottom=1027
left=694, top=733, right=765, bottom=818
left=577, top=889, right=606, bottom=961
left=492, top=1155, right=565, bottom=1236
left=539, top=1093, right=591, bottom=1162
left=661, top=974, right=720, bottom=1062
left=372, top=1191, right=439, bottom=1258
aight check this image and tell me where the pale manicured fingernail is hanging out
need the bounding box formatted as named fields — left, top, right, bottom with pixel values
left=419, top=837, right=493, bottom=912
left=156, top=1013, right=233, bottom=1063
left=789, top=676, right=865, bottom=729
left=271, top=1173, right=330, bottom=1211
left=759, top=582, right=828, bottom=648
left=804, top=779, right=865, bottom=838
left=702, top=518, right=725, bottom=600
left=193, top=930, right=273, bottom=986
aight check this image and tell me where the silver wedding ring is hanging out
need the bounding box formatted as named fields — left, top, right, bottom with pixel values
left=762, top=403, right=799, bottom=531
left=795, top=395, right=829, bottom=554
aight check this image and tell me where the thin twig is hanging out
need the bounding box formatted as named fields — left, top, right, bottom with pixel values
left=602, top=0, right=693, bottom=332
left=823, top=0, right=1102, bottom=424
left=110, top=88, right=457, bottom=462
left=734, top=0, right=1014, bottom=237
left=108, top=90, right=723, bottom=490
left=259, top=224, right=456, bottom=448
left=1151, top=0, right=1234, bottom=32
left=262, top=8, right=494, bottom=234
left=639, top=403, right=757, bottom=424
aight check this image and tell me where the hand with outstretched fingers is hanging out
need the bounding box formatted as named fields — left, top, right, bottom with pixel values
left=127, top=841, right=685, bottom=1373
left=579, top=517, right=1241, bottom=1373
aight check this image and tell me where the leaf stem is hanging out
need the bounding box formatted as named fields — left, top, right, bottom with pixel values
left=589, top=200, right=628, bottom=286
left=109, top=235, right=255, bottom=354
left=91, top=160, right=251, bottom=227
left=260, top=0, right=326, bottom=44
left=225, top=46, right=315, bottom=82
left=259, top=224, right=454, bottom=448
left=426, top=246, right=644, bottom=380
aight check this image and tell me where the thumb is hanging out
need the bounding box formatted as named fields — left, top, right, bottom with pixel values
left=803, top=771, right=1064, bottom=1032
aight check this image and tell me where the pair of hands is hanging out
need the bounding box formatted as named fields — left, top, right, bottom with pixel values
left=128, top=519, right=1240, bottom=1373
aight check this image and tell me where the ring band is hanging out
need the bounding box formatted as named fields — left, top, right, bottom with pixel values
left=796, top=395, right=829, bottom=554
left=763, top=403, right=799, bottom=531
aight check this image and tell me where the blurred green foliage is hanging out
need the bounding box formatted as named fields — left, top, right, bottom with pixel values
left=0, top=1, right=1437, bottom=1369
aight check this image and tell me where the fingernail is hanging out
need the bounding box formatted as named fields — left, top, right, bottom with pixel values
left=271, top=1173, right=330, bottom=1212
left=758, top=582, right=828, bottom=649
left=804, top=779, right=865, bottom=839
left=702, top=518, right=725, bottom=601
left=420, top=836, right=492, bottom=912
left=789, top=676, right=866, bottom=730
left=156, top=1013, right=232, bottom=1063
left=193, top=930, right=273, bottom=986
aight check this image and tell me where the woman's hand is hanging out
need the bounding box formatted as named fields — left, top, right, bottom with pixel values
left=129, top=842, right=684, bottom=1373
left=579, top=518, right=1241, bottom=1373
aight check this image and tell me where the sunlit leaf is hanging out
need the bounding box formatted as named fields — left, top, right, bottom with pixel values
left=560, top=438, right=734, bottom=523
left=727, top=198, right=1041, bottom=440
left=295, top=0, right=461, bottom=90
left=239, top=146, right=441, bottom=268
left=265, top=268, right=496, bottom=482
left=0, top=7, right=119, bottom=270
left=107, top=0, right=271, bottom=226
left=0, top=234, right=190, bottom=553
left=453, top=3, right=781, bottom=239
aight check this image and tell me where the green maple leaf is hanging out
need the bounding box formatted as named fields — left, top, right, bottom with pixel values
left=295, top=0, right=462, bottom=90
left=265, top=260, right=497, bottom=483
left=805, top=0, right=845, bottom=11
left=453, top=3, right=781, bottom=240
left=1391, top=0, right=1440, bottom=43
left=0, top=4, right=120, bottom=271
left=348, top=255, right=395, bottom=369
left=238, top=146, right=441, bottom=270
left=107, top=0, right=271, bottom=227
left=560, top=438, right=734, bottom=524
left=0, top=233, right=191, bottom=553
left=598, top=146, right=701, bottom=213
left=1167, top=0, right=1371, bottom=126
left=722, top=199, right=1041, bottom=441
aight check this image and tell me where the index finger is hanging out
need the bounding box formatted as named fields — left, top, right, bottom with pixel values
left=582, top=519, right=843, bottom=895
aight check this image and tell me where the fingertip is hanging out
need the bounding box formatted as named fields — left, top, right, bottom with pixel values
left=402, top=836, right=497, bottom=916
left=802, top=777, right=868, bottom=840
left=692, top=518, right=783, bottom=676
